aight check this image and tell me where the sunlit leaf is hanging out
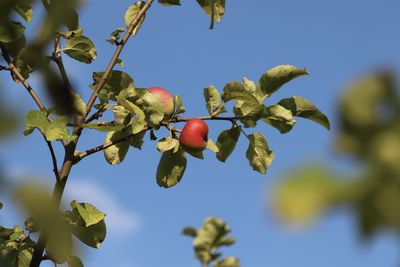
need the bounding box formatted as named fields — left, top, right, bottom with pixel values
left=24, top=110, right=74, bottom=142
left=124, top=1, right=146, bottom=36
left=157, top=137, right=179, bottom=153
left=262, top=104, right=296, bottom=134
left=278, top=96, right=330, bottom=130
left=104, top=130, right=131, bottom=165
left=156, top=148, right=187, bottom=188
left=71, top=201, right=105, bottom=227
left=246, top=132, right=274, bottom=174
left=259, top=65, right=309, bottom=98
left=214, top=257, right=240, bottom=267
left=91, top=71, right=135, bottom=101
left=204, top=85, right=226, bottom=116
left=64, top=36, right=97, bottom=64
left=195, top=0, right=225, bottom=29
left=216, top=126, right=241, bottom=162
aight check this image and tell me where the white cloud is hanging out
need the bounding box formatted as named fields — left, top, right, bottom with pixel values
left=3, top=166, right=142, bottom=235
left=64, top=180, right=142, bottom=235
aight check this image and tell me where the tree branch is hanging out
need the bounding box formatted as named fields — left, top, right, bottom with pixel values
left=51, top=36, right=72, bottom=90
left=1, top=46, right=51, bottom=121
left=170, top=115, right=241, bottom=123
left=85, top=105, right=108, bottom=123
left=46, top=141, right=60, bottom=182
left=83, top=0, right=154, bottom=119
left=74, top=127, right=149, bottom=163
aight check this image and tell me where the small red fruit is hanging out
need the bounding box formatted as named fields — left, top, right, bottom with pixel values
left=148, top=87, right=175, bottom=119
left=179, top=118, right=209, bottom=152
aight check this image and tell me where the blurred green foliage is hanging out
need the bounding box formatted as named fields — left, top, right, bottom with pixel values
left=183, top=217, right=240, bottom=267
left=272, top=71, right=400, bottom=238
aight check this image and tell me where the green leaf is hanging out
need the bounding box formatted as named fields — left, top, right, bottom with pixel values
left=135, top=91, right=164, bottom=128
left=17, top=250, right=32, bottom=267
left=67, top=256, right=84, bottom=267
left=222, top=82, right=261, bottom=117
left=24, top=110, right=74, bottom=142
left=204, top=85, right=226, bottom=116
left=91, top=71, right=135, bottom=101
left=216, top=126, right=241, bottom=162
left=46, top=231, right=73, bottom=264
left=272, top=166, right=344, bottom=226
left=124, top=1, right=146, bottom=36
left=262, top=104, right=296, bottom=134
left=214, top=257, right=240, bottom=267
left=70, top=219, right=106, bottom=249
left=242, top=77, right=264, bottom=103
left=195, top=0, right=225, bottom=29
left=116, top=58, right=124, bottom=67
left=66, top=205, right=107, bottom=249
left=58, top=28, right=84, bottom=39
left=189, top=217, right=233, bottom=263
left=182, top=227, right=198, bottom=237
left=130, top=131, right=146, bottom=149
left=106, top=27, right=124, bottom=44
left=13, top=1, right=33, bottom=23
left=71, top=201, right=105, bottom=227
left=216, top=237, right=236, bottom=247
left=116, top=97, right=146, bottom=134
left=185, top=149, right=204, bottom=160
left=0, top=21, right=25, bottom=43
left=11, top=47, right=32, bottom=81
left=157, top=137, right=179, bottom=153
left=158, top=0, right=181, bottom=6
left=278, top=96, right=330, bottom=130
left=206, top=139, right=219, bottom=153
left=104, top=130, right=131, bottom=165
left=113, top=105, right=131, bottom=125
left=80, top=122, right=125, bottom=132
left=246, top=132, right=274, bottom=174
left=259, top=65, right=309, bottom=97
left=64, top=36, right=97, bottom=64
left=0, top=203, right=3, bottom=210
left=156, top=148, right=187, bottom=188
left=174, top=95, right=185, bottom=114
left=72, top=92, right=86, bottom=117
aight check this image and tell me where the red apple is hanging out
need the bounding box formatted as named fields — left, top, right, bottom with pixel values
left=148, top=87, right=175, bottom=119
left=179, top=118, right=209, bottom=152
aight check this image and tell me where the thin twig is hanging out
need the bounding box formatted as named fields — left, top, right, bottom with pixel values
left=74, top=127, right=149, bottom=163
left=51, top=36, right=72, bottom=90
left=83, top=0, right=154, bottom=119
left=85, top=105, right=108, bottom=123
left=171, top=115, right=241, bottom=123
left=46, top=141, right=60, bottom=181
left=1, top=46, right=51, bottom=120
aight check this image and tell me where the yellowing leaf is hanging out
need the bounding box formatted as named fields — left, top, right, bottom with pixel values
left=124, top=1, right=146, bottom=36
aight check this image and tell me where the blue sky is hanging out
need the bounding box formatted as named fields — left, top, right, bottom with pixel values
left=1, top=0, right=400, bottom=266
